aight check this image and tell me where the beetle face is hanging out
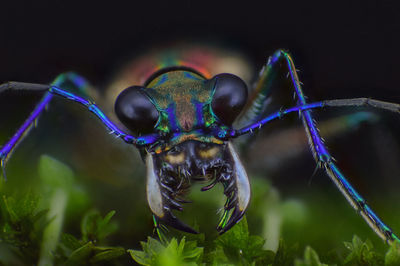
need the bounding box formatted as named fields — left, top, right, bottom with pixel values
left=115, top=70, right=250, bottom=233
left=146, top=140, right=250, bottom=234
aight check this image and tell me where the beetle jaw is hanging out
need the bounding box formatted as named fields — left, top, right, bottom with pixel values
left=216, top=142, right=251, bottom=233
left=145, top=141, right=250, bottom=234
left=145, top=152, right=199, bottom=234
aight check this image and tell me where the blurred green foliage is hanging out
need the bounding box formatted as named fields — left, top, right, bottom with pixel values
left=0, top=154, right=399, bottom=265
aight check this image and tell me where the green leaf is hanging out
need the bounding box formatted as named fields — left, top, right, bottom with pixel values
left=273, top=239, right=298, bottom=266
left=1, top=192, right=40, bottom=224
left=89, top=247, right=125, bottom=263
left=2, top=195, right=19, bottom=223
left=32, top=209, right=48, bottom=224
left=65, top=241, right=94, bottom=266
left=81, top=209, right=118, bottom=243
left=128, top=250, right=149, bottom=265
left=0, top=192, right=47, bottom=264
left=385, top=240, right=400, bottom=266
left=204, top=245, right=230, bottom=265
left=60, top=233, right=82, bottom=251
left=180, top=239, right=204, bottom=261
left=128, top=236, right=203, bottom=266
left=97, top=210, right=116, bottom=239
left=343, top=235, right=383, bottom=266
left=294, top=246, right=328, bottom=266
left=215, top=216, right=275, bottom=265
left=17, top=192, right=40, bottom=219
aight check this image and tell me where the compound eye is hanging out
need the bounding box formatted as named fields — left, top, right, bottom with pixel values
left=211, top=73, right=248, bottom=125
left=115, top=86, right=159, bottom=134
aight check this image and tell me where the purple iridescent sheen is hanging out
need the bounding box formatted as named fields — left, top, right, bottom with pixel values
left=0, top=92, right=53, bottom=166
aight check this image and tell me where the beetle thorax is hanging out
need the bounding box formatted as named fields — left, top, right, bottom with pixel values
left=146, top=71, right=213, bottom=133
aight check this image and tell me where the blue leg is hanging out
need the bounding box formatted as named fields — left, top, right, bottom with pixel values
left=233, top=50, right=400, bottom=243
left=283, top=51, right=399, bottom=243
left=0, top=74, right=157, bottom=179
left=0, top=92, right=52, bottom=179
left=0, top=72, right=91, bottom=178
left=232, top=98, right=400, bottom=137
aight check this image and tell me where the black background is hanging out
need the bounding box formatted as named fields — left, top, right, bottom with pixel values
left=1, top=0, right=400, bottom=103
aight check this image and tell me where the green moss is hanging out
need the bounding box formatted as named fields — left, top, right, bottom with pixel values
left=0, top=155, right=398, bottom=265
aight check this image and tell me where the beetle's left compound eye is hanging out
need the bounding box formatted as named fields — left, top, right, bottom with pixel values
left=115, top=86, right=159, bottom=134
left=211, top=73, right=248, bottom=125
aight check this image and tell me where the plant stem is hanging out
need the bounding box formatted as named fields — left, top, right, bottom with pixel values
left=38, top=188, right=68, bottom=266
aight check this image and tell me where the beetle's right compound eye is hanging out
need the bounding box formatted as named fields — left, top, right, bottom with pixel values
left=115, top=86, right=159, bottom=134
left=210, top=73, right=248, bottom=125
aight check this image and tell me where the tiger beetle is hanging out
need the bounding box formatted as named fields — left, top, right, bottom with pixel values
left=1, top=46, right=400, bottom=243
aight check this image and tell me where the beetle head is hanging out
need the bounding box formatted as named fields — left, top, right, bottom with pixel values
left=114, top=70, right=250, bottom=233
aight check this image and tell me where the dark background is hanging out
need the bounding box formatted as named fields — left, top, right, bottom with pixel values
left=1, top=0, right=400, bottom=250
left=1, top=0, right=400, bottom=103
